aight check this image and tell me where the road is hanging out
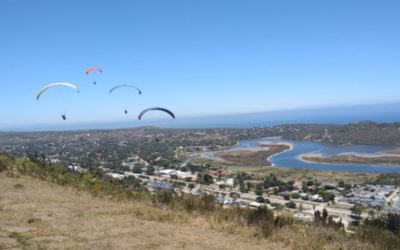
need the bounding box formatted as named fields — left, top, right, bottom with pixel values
left=126, top=171, right=362, bottom=226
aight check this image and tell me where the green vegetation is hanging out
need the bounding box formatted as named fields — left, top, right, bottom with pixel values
left=9, top=232, right=30, bottom=249
left=302, top=154, right=400, bottom=165
left=2, top=152, right=400, bottom=249
left=196, top=172, right=214, bottom=185
left=372, top=173, right=400, bottom=185
left=282, top=121, right=400, bottom=145
left=285, top=201, right=296, bottom=209
left=215, top=145, right=290, bottom=167
left=356, top=213, right=400, bottom=250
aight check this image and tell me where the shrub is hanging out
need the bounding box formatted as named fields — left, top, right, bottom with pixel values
left=285, top=201, right=296, bottom=209
left=291, top=193, right=300, bottom=199
left=13, top=184, right=24, bottom=189
left=245, top=207, right=274, bottom=237
left=274, top=213, right=294, bottom=228
left=153, top=191, right=175, bottom=206
left=256, top=196, right=265, bottom=203
left=0, top=154, right=14, bottom=172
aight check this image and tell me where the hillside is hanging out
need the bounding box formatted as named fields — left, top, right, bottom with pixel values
left=0, top=154, right=396, bottom=250
left=0, top=173, right=276, bottom=250
left=278, top=121, right=400, bottom=145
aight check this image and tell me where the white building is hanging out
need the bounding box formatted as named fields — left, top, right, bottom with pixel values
left=158, top=169, right=188, bottom=179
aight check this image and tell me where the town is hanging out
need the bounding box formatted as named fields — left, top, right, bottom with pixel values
left=2, top=127, right=400, bottom=233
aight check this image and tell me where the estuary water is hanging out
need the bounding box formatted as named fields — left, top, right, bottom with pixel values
left=227, top=137, right=400, bottom=173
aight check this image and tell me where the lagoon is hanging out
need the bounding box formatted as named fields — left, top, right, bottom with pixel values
left=228, top=137, right=400, bottom=173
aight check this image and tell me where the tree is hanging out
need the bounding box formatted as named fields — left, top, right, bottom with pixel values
left=322, top=208, right=328, bottom=224
left=240, top=183, right=248, bottom=193
left=302, top=181, right=309, bottom=193
left=145, top=166, right=155, bottom=175
left=351, top=203, right=363, bottom=225
left=132, top=165, right=142, bottom=174
left=291, top=193, right=300, bottom=199
left=351, top=204, right=363, bottom=218
left=197, top=173, right=214, bottom=185
left=387, top=213, right=400, bottom=235
left=320, top=191, right=335, bottom=202
left=246, top=181, right=253, bottom=190
left=256, top=196, right=265, bottom=203
left=255, top=184, right=263, bottom=196
left=306, top=180, right=314, bottom=186
left=230, top=192, right=240, bottom=201
left=286, top=201, right=296, bottom=209
left=368, top=210, right=375, bottom=219
left=314, top=210, right=321, bottom=224
left=338, top=180, right=345, bottom=188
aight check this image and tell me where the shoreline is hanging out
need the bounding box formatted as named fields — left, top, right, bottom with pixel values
left=299, top=153, right=400, bottom=167
left=189, top=140, right=294, bottom=167
left=262, top=142, right=294, bottom=167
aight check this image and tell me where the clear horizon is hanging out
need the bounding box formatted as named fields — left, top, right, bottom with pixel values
left=3, top=102, right=400, bottom=132
left=1, top=0, right=399, bottom=129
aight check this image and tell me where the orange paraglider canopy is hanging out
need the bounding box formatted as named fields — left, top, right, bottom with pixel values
left=85, top=66, right=103, bottom=74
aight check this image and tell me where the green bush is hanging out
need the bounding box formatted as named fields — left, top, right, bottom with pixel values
left=0, top=156, right=10, bottom=172
left=291, top=193, right=300, bottom=199
left=285, top=201, right=296, bottom=209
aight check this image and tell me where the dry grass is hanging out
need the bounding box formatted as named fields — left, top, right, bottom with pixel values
left=0, top=156, right=381, bottom=250
left=0, top=173, right=283, bottom=250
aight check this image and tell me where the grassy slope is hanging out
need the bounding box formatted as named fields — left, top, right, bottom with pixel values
left=0, top=154, right=379, bottom=250
left=0, top=173, right=278, bottom=250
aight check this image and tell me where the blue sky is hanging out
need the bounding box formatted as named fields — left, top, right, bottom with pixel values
left=1, top=0, right=399, bottom=129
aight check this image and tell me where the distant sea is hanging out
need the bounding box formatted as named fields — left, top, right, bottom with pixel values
left=6, top=103, right=400, bottom=131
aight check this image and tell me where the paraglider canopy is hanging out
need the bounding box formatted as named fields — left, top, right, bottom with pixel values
left=138, top=107, right=175, bottom=120
left=85, top=66, right=103, bottom=74
left=36, top=82, right=80, bottom=100
left=109, top=85, right=142, bottom=95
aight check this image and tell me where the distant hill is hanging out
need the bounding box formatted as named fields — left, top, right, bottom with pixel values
left=277, top=121, right=400, bottom=145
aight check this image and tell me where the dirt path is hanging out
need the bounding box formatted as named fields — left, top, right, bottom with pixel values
left=0, top=174, right=284, bottom=250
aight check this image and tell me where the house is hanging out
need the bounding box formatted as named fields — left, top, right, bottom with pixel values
left=216, top=178, right=234, bottom=187
left=148, top=179, right=172, bottom=191
left=311, top=194, right=323, bottom=202
left=67, top=165, right=87, bottom=173
left=293, top=180, right=302, bottom=190
left=158, top=169, right=188, bottom=179
left=106, top=173, right=125, bottom=180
